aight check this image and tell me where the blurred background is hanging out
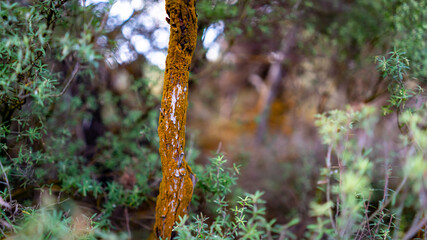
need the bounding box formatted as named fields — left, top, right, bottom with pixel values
left=1, top=0, right=426, bottom=239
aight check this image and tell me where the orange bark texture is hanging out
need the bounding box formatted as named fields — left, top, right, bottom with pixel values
left=153, top=0, right=197, bottom=239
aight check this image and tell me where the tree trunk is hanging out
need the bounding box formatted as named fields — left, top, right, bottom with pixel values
left=153, top=0, right=197, bottom=239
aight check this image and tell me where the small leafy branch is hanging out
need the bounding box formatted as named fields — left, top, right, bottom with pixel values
left=375, top=49, right=422, bottom=114
left=174, top=154, right=299, bottom=240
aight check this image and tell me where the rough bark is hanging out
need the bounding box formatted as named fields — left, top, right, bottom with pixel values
left=153, top=0, right=197, bottom=239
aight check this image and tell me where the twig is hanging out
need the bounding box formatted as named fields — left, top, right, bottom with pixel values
left=386, top=215, right=393, bottom=238
left=0, top=197, right=11, bottom=209
left=360, top=145, right=413, bottom=230
left=19, top=62, right=80, bottom=99
left=355, top=195, right=372, bottom=240
left=216, top=141, right=222, bottom=154
left=293, top=0, right=302, bottom=10
left=50, top=62, right=80, bottom=97
left=130, top=218, right=152, bottom=231
left=383, top=157, right=390, bottom=203
left=186, top=133, right=196, bottom=163
left=424, top=222, right=426, bottom=240
left=0, top=152, right=12, bottom=202
left=402, top=217, right=427, bottom=240
left=125, top=207, right=131, bottom=239
left=391, top=197, right=405, bottom=240
left=325, top=145, right=337, bottom=233
left=54, top=0, right=69, bottom=9
left=255, top=26, right=298, bottom=143
left=364, top=200, right=372, bottom=239
left=374, top=210, right=384, bottom=237
left=359, top=174, right=408, bottom=229
left=42, top=197, right=70, bottom=209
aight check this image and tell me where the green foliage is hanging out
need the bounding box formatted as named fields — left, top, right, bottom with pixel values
left=10, top=195, right=128, bottom=240
left=0, top=0, right=101, bottom=111
left=400, top=106, right=427, bottom=192
left=314, top=104, right=426, bottom=238
left=311, top=52, right=426, bottom=239
left=302, top=0, right=425, bottom=73
left=325, top=0, right=388, bottom=55
left=13, top=207, right=95, bottom=240
left=391, top=0, right=427, bottom=80
left=314, top=106, right=378, bottom=239
left=376, top=49, right=421, bottom=114
left=175, top=155, right=299, bottom=240
left=0, top=0, right=161, bottom=236
left=197, top=0, right=239, bottom=24
left=196, top=154, right=239, bottom=199
left=315, top=106, right=377, bottom=148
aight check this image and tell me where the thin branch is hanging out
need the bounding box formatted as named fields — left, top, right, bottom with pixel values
left=125, top=207, right=131, bottom=239
left=50, top=62, right=80, bottom=97
left=359, top=174, right=408, bottom=229
left=325, top=145, right=337, bottom=233
left=355, top=194, right=372, bottom=240
left=386, top=215, right=393, bottom=238
left=383, top=158, right=391, bottom=203
left=364, top=200, right=372, bottom=238
left=0, top=152, right=12, bottom=202
left=216, top=141, right=222, bottom=155
left=403, top=217, right=427, bottom=240
left=42, top=197, right=70, bottom=209
left=130, top=218, right=152, bottom=231
left=255, top=26, right=297, bottom=143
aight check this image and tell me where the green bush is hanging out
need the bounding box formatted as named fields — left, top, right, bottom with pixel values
left=175, top=154, right=299, bottom=240
left=0, top=0, right=161, bottom=236
left=310, top=51, right=426, bottom=239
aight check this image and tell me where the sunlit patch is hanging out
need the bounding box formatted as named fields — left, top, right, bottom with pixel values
left=138, top=14, right=155, bottom=30
left=147, top=0, right=169, bottom=28
left=171, top=87, right=178, bottom=124
left=131, top=0, right=145, bottom=10
left=82, top=0, right=108, bottom=6
left=206, top=43, right=221, bottom=62
left=110, top=0, right=134, bottom=22
left=203, top=21, right=224, bottom=48
left=147, top=51, right=167, bottom=69
left=84, top=0, right=172, bottom=69
left=153, top=29, right=170, bottom=49
left=203, top=21, right=224, bottom=62
left=122, top=24, right=133, bottom=39
left=131, top=35, right=150, bottom=54
left=116, top=42, right=137, bottom=64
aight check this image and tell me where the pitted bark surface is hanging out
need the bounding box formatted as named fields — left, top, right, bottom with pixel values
left=153, top=0, right=197, bottom=239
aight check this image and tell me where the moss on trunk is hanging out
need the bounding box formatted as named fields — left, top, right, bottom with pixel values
left=153, top=0, right=198, bottom=239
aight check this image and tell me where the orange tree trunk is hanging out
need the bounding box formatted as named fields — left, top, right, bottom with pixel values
left=153, top=0, right=197, bottom=239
